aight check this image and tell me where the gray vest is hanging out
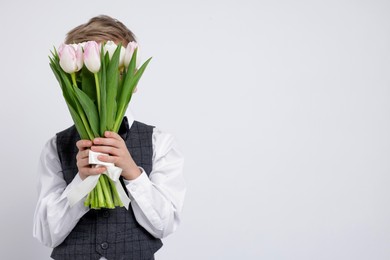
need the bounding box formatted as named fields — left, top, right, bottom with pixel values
left=51, top=117, right=163, bottom=260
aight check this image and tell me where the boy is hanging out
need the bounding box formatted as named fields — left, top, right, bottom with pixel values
left=33, top=15, right=186, bottom=260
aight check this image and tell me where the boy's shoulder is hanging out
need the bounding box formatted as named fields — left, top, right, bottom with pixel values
left=132, top=120, right=155, bottom=128
left=130, top=120, right=156, bottom=133
left=56, top=125, right=78, bottom=136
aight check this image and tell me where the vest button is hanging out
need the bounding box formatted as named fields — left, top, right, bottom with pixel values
left=101, top=242, right=109, bottom=250
left=102, top=210, right=110, bottom=218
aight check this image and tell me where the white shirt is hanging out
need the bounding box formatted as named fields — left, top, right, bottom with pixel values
left=33, top=114, right=186, bottom=250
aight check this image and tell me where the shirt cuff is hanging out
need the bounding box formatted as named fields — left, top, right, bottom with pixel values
left=60, top=173, right=89, bottom=212
left=123, top=167, right=152, bottom=199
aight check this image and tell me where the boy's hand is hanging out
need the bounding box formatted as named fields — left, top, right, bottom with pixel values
left=76, top=140, right=107, bottom=180
left=90, top=131, right=142, bottom=181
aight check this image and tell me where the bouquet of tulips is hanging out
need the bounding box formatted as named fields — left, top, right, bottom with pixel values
left=49, top=40, right=151, bottom=209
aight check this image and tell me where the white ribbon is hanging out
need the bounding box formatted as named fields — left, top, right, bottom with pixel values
left=67, top=150, right=131, bottom=209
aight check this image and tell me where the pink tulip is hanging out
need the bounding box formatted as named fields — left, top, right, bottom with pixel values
left=83, top=41, right=101, bottom=73
left=58, top=43, right=83, bottom=74
left=124, top=41, right=138, bottom=68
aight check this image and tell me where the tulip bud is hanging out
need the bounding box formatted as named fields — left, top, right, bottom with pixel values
left=103, top=41, right=117, bottom=60
left=58, top=44, right=83, bottom=74
left=83, top=41, right=101, bottom=73
left=118, top=46, right=126, bottom=68
left=124, top=41, right=138, bottom=68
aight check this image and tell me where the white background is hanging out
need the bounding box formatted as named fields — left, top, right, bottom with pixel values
left=1, top=0, right=389, bottom=259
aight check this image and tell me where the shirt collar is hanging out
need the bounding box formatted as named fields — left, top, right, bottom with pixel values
left=125, top=110, right=135, bottom=128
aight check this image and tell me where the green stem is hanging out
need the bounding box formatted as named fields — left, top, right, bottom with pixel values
left=89, top=188, right=95, bottom=208
left=71, top=73, right=78, bottom=88
left=84, top=192, right=91, bottom=207
left=101, top=175, right=115, bottom=208
left=96, top=177, right=105, bottom=208
left=94, top=73, right=101, bottom=116
left=94, top=188, right=99, bottom=209
left=113, top=106, right=125, bottom=132
left=108, top=178, right=124, bottom=207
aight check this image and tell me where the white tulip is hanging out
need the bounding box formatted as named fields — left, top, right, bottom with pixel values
left=103, top=41, right=117, bottom=60
left=119, top=46, right=126, bottom=67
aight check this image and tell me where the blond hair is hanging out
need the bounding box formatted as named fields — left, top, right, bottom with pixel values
left=65, top=15, right=137, bottom=45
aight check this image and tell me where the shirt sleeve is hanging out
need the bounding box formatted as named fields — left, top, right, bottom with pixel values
left=123, top=127, right=186, bottom=239
left=32, top=136, right=90, bottom=248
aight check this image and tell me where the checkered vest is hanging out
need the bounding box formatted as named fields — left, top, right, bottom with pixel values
left=51, top=117, right=163, bottom=260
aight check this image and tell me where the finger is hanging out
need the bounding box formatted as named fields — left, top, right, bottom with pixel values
left=85, top=166, right=107, bottom=175
left=77, top=158, right=91, bottom=168
left=93, top=137, right=121, bottom=148
left=91, top=145, right=120, bottom=156
left=76, top=140, right=93, bottom=150
left=97, top=154, right=118, bottom=164
left=104, top=131, right=123, bottom=141
left=76, top=140, right=92, bottom=150
left=76, top=149, right=90, bottom=160
left=81, top=149, right=90, bottom=159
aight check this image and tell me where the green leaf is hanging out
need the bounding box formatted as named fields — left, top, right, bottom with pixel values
left=50, top=63, right=72, bottom=107
left=49, top=61, right=64, bottom=90
left=52, top=59, right=77, bottom=111
left=106, top=44, right=121, bottom=131
left=98, top=47, right=107, bottom=136
left=114, top=56, right=152, bottom=132
left=67, top=103, right=89, bottom=139
left=126, top=57, right=152, bottom=104
left=81, top=66, right=96, bottom=102
left=128, top=48, right=138, bottom=79
left=73, top=87, right=100, bottom=137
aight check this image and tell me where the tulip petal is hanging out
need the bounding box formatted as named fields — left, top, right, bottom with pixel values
left=59, top=45, right=77, bottom=74
left=75, top=44, right=84, bottom=71
left=104, top=41, right=117, bottom=60
left=124, top=41, right=138, bottom=68
left=119, top=46, right=126, bottom=68
left=84, top=41, right=101, bottom=73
